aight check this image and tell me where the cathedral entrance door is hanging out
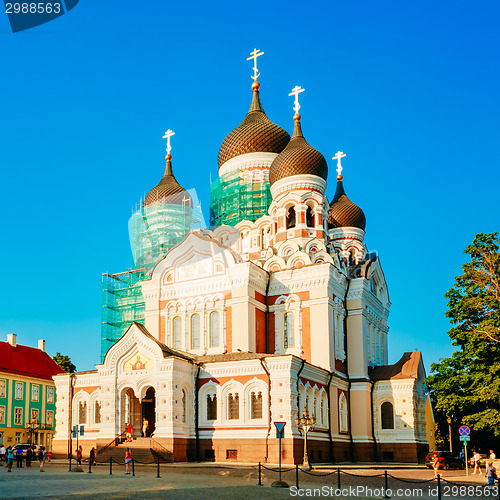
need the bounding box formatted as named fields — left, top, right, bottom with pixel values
left=142, top=387, right=156, bottom=437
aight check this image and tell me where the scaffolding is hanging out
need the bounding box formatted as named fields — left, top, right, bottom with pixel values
left=101, top=269, right=147, bottom=361
left=209, top=171, right=272, bottom=228
left=101, top=189, right=205, bottom=361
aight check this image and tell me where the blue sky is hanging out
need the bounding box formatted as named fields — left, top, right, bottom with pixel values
left=0, top=1, right=498, bottom=373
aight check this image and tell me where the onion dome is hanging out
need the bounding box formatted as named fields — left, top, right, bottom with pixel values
left=144, top=155, right=193, bottom=207
left=218, top=82, right=290, bottom=169
left=269, top=114, right=328, bottom=185
left=328, top=178, right=366, bottom=230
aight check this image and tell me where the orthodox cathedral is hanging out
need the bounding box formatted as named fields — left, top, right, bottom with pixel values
left=52, top=52, right=431, bottom=464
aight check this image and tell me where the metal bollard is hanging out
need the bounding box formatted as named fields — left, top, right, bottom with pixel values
left=337, top=467, right=341, bottom=490
left=69, top=456, right=72, bottom=472
left=295, top=463, right=299, bottom=489
left=497, top=477, right=499, bottom=500
left=109, top=457, right=113, bottom=475
left=437, top=474, right=441, bottom=500
left=258, top=462, right=262, bottom=486
left=132, top=458, right=135, bottom=477
left=384, top=470, right=389, bottom=498
left=157, top=456, right=160, bottom=478
left=88, top=458, right=92, bottom=474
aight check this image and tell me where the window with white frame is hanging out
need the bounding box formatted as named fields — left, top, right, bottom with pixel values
left=190, top=314, right=200, bottom=349
left=46, top=410, right=54, bottom=427
left=79, top=401, right=87, bottom=424
left=206, top=393, right=217, bottom=421
left=250, top=391, right=263, bottom=419
left=0, top=379, right=5, bottom=397
left=228, top=393, right=239, bottom=420
left=94, top=400, right=101, bottom=424
left=31, top=384, right=39, bottom=402
left=47, top=387, right=54, bottom=403
left=339, top=394, right=348, bottom=433
left=284, top=312, right=294, bottom=348
left=15, top=432, right=21, bottom=443
left=31, top=408, right=39, bottom=423
left=14, top=407, right=23, bottom=425
left=173, top=316, right=182, bottom=349
left=381, top=402, right=394, bottom=429
left=15, top=382, right=23, bottom=400
left=0, top=405, right=5, bottom=425
left=209, top=311, right=219, bottom=348
left=320, top=396, right=326, bottom=426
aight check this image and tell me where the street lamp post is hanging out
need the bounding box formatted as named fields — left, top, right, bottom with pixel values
left=447, top=417, right=453, bottom=453
left=295, top=409, right=315, bottom=470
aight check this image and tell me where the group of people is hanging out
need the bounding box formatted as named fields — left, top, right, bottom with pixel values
left=472, top=449, right=497, bottom=487
left=0, top=445, right=47, bottom=472
left=76, top=445, right=97, bottom=466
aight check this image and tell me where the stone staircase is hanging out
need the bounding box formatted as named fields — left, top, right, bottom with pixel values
left=96, top=437, right=165, bottom=464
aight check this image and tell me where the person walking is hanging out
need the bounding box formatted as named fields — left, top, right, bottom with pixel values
left=6, top=446, right=14, bottom=472
left=16, top=447, right=23, bottom=468
left=432, top=454, right=441, bottom=478
left=77, top=445, right=83, bottom=466
left=490, top=450, right=497, bottom=460
left=38, top=446, right=46, bottom=472
left=126, top=423, right=133, bottom=442
left=26, top=446, right=32, bottom=468
left=486, top=461, right=497, bottom=488
left=89, top=447, right=96, bottom=466
left=473, top=450, right=483, bottom=475
left=125, top=448, right=132, bottom=475
left=0, top=444, right=6, bottom=465
left=142, top=418, right=148, bottom=438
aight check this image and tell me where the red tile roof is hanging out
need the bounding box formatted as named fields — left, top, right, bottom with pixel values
left=0, top=341, right=65, bottom=381
left=370, top=351, right=425, bottom=381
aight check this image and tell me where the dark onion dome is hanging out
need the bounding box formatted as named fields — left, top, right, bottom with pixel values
left=268, top=114, right=328, bottom=186
left=327, top=177, right=366, bottom=230
left=218, top=82, right=291, bottom=169
left=144, top=155, right=193, bottom=207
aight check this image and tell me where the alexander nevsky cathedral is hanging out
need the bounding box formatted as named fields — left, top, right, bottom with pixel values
left=52, top=50, right=433, bottom=464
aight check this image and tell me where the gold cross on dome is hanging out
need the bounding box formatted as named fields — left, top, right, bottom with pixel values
left=333, top=151, right=346, bottom=177
left=163, top=129, right=175, bottom=155
left=247, top=48, right=264, bottom=81
left=288, top=85, right=305, bottom=113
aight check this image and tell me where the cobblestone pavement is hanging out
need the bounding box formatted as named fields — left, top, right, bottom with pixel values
left=0, top=462, right=497, bottom=499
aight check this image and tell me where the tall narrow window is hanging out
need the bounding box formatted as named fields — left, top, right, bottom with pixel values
left=284, top=312, right=294, bottom=348
left=286, top=206, right=296, bottom=229
left=79, top=401, right=87, bottom=425
left=228, top=393, right=239, bottom=420
left=339, top=394, right=348, bottom=433
left=173, top=317, right=182, bottom=349
left=182, top=390, right=186, bottom=423
left=251, top=391, right=263, bottom=419
left=94, top=401, right=101, bottom=424
left=207, top=394, right=217, bottom=421
left=381, top=402, right=394, bottom=429
left=210, top=311, right=219, bottom=348
left=191, top=314, right=200, bottom=349
left=320, top=398, right=325, bottom=426
left=306, top=206, right=314, bottom=227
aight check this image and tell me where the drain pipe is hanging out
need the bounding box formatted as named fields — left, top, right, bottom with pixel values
left=194, top=363, right=201, bottom=462
left=326, top=370, right=334, bottom=462
left=296, top=359, right=306, bottom=427
left=343, top=277, right=355, bottom=461
left=259, top=357, right=271, bottom=462
left=68, top=373, right=75, bottom=459
left=264, top=270, right=270, bottom=354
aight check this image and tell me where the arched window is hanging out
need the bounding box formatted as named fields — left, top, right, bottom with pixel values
left=381, top=402, right=394, bottom=429
left=182, top=390, right=186, bottom=423
left=94, top=400, right=101, bottom=424
left=209, top=311, right=219, bottom=348
left=284, top=312, right=294, bottom=348
left=79, top=401, right=87, bottom=425
left=251, top=391, right=263, bottom=419
left=190, top=314, right=200, bottom=349
left=286, top=206, right=296, bottom=229
left=348, top=249, right=356, bottom=266
left=173, top=316, right=182, bottom=349
left=339, top=394, right=348, bottom=433
left=207, top=394, right=217, bottom=421
left=306, top=206, right=314, bottom=228
left=228, top=393, right=239, bottom=420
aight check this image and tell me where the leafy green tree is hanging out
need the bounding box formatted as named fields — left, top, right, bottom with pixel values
left=53, top=352, right=76, bottom=373
left=426, top=233, right=500, bottom=451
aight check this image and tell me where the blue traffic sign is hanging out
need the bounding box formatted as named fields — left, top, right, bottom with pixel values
left=460, top=436, right=470, bottom=441
left=459, top=425, right=471, bottom=436
left=274, top=421, right=286, bottom=438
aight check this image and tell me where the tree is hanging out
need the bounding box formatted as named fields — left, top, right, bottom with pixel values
left=426, top=233, right=500, bottom=450
left=53, top=352, right=76, bottom=373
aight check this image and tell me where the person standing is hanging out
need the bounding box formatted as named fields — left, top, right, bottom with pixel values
left=490, top=450, right=497, bottom=460
left=26, top=446, right=32, bottom=468
left=473, top=450, right=483, bottom=475
left=125, top=448, right=132, bottom=475
left=16, top=447, right=23, bottom=468
left=486, top=461, right=497, bottom=488
left=6, top=446, right=14, bottom=472
left=432, top=454, right=441, bottom=478
left=142, top=418, right=148, bottom=438
left=0, top=444, right=6, bottom=464
left=77, top=445, right=83, bottom=466
left=38, top=446, right=46, bottom=472
left=89, top=447, right=96, bottom=466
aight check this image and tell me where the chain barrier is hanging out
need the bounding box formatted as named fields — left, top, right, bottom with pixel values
left=340, top=470, right=385, bottom=478
left=300, top=469, right=338, bottom=477
left=260, top=464, right=295, bottom=473
left=387, top=473, right=436, bottom=484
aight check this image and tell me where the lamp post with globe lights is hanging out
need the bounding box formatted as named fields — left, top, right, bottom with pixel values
left=295, top=409, right=315, bottom=470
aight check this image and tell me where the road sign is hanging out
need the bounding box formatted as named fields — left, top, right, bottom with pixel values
left=459, top=425, right=471, bottom=436
left=274, top=422, right=286, bottom=439
left=460, top=436, right=470, bottom=441
left=80, top=425, right=84, bottom=436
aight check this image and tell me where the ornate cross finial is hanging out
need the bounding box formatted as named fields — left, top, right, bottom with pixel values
left=247, top=48, right=264, bottom=81
left=289, top=85, right=305, bottom=114
left=163, top=129, right=175, bottom=156
left=333, top=151, right=346, bottom=179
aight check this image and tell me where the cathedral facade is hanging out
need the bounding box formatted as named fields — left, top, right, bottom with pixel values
left=52, top=69, right=430, bottom=464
